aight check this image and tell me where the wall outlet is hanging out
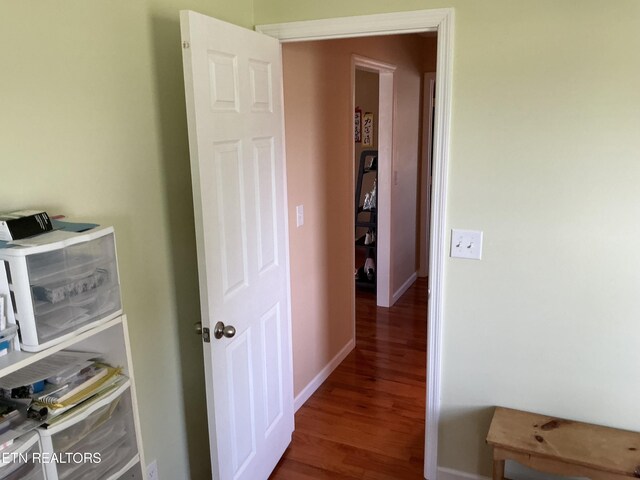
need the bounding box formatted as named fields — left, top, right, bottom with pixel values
left=147, top=460, right=159, bottom=480
left=450, top=229, right=483, bottom=260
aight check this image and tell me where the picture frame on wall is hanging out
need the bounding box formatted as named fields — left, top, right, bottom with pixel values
left=363, top=112, right=374, bottom=147
left=355, top=107, right=362, bottom=143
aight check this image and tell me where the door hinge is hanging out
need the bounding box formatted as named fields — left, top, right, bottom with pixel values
left=202, top=327, right=210, bottom=343
left=182, top=40, right=190, bottom=49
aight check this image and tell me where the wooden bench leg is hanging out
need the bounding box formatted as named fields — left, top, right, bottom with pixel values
left=493, top=459, right=505, bottom=480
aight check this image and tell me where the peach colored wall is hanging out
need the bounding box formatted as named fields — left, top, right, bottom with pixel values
left=388, top=38, right=422, bottom=294
left=283, top=34, right=434, bottom=396
left=283, top=41, right=353, bottom=396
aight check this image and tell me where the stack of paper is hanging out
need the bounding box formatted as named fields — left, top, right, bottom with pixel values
left=0, top=350, right=126, bottom=440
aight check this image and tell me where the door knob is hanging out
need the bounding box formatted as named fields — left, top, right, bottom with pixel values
left=214, top=321, right=236, bottom=339
left=194, top=322, right=202, bottom=335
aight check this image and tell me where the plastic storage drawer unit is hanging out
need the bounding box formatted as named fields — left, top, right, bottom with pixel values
left=38, top=382, right=139, bottom=480
left=0, top=226, right=122, bottom=352
left=0, top=431, right=46, bottom=480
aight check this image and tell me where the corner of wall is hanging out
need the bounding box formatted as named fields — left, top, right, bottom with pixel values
left=293, top=338, right=355, bottom=411
left=437, top=467, right=490, bottom=480
left=250, top=0, right=256, bottom=30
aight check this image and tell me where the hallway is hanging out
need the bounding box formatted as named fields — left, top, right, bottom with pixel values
left=270, top=278, right=428, bottom=479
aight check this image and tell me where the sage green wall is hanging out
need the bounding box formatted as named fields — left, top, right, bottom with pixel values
left=0, top=1, right=253, bottom=479
left=4, top=1, right=640, bottom=477
left=257, top=0, right=640, bottom=476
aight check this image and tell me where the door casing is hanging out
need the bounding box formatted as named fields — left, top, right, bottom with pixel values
left=352, top=55, right=396, bottom=309
left=257, top=9, right=454, bottom=480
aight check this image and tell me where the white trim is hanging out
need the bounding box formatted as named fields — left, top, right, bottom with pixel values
left=505, top=460, right=584, bottom=480
left=256, top=9, right=450, bottom=41
left=257, top=9, right=455, bottom=480
left=352, top=55, right=395, bottom=309
left=426, top=10, right=454, bottom=480
left=438, top=461, right=588, bottom=480
left=293, top=339, right=355, bottom=411
left=437, top=467, right=490, bottom=480
left=352, top=54, right=397, bottom=73
left=392, top=271, right=417, bottom=304
left=121, top=315, right=147, bottom=473
left=376, top=70, right=394, bottom=308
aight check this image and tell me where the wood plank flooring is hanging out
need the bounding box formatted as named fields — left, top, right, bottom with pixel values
left=270, top=278, right=428, bottom=479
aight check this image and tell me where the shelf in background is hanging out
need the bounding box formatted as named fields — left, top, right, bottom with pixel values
left=355, top=236, right=376, bottom=249
left=355, top=221, right=376, bottom=228
left=355, top=266, right=376, bottom=291
left=357, top=207, right=377, bottom=214
left=355, top=150, right=377, bottom=294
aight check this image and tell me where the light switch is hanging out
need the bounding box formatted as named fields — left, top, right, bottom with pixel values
left=296, top=205, right=304, bottom=227
left=450, top=229, right=483, bottom=260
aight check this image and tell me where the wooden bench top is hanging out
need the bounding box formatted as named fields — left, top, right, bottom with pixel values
left=486, top=407, right=640, bottom=478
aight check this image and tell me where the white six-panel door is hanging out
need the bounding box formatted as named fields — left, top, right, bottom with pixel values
left=180, top=11, right=294, bottom=480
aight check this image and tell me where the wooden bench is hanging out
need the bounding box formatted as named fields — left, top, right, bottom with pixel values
left=486, top=407, right=640, bottom=480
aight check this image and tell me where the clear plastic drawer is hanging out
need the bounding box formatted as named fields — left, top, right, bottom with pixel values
left=0, top=432, right=46, bottom=480
left=40, top=382, right=138, bottom=480
left=0, top=227, right=122, bottom=352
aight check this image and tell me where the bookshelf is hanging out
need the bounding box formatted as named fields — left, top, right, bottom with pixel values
left=355, top=150, right=378, bottom=291
left=0, top=226, right=145, bottom=480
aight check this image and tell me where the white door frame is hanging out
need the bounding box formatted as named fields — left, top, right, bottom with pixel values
left=257, top=9, right=454, bottom=480
left=352, top=55, right=396, bottom=309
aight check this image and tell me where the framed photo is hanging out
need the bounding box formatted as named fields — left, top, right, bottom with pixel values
left=354, top=107, right=362, bottom=143
left=363, top=112, right=374, bottom=147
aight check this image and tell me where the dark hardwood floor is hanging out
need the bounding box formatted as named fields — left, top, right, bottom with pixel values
left=270, top=278, right=428, bottom=479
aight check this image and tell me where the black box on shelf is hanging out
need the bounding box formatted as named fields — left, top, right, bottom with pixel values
left=0, top=211, right=53, bottom=242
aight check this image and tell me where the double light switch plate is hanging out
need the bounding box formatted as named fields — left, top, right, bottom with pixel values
left=450, top=229, right=483, bottom=260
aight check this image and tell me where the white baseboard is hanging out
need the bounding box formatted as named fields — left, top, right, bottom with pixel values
left=436, top=467, right=489, bottom=480
left=437, top=461, right=585, bottom=480
left=506, top=461, right=585, bottom=480
left=392, top=271, right=418, bottom=305
left=293, top=338, right=355, bottom=411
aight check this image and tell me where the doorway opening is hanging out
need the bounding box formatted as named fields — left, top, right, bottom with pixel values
left=258, top=9, right=453, bottom=479
left=276, top=31, right=437, bottom=479
left=352, top=56, right=394, bottom=308
left=354, top=68, right=380, bottom=296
